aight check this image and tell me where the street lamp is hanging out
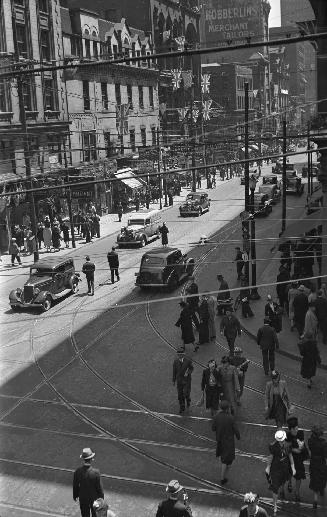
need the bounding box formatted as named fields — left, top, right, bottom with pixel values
left=249, top=174, right=260, bottom=300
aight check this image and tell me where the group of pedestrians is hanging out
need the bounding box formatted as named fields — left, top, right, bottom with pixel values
left=81, top=248, right=120, bottom=296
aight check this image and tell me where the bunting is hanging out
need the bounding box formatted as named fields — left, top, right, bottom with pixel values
left=171, top=69, right=182, bottom=90
left=116, top=104, right=130, bottom=135
left=181, top=70, right=193, bottom=89
left=176, top=107, right=189, bottom=121
left=163, top=30, right=171, bottom=42
left=202, top=99, right=213, bottom=121
left=174, top=36, right=185, bottom=51
left=201, top=73, right=211, bottom=94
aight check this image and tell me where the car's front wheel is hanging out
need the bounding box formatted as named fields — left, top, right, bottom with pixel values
left=42, top=296, right=52, bottom=312
left=198, top=207, right=203, bottom=217
left=140, top=236, right=147, bottom=247
left=71, top=282, right=78, bottom=294
left=11, top=305, right=19, bottom=312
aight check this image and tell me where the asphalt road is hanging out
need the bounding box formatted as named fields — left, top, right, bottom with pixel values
left=0, top=171, right=326, bottom=517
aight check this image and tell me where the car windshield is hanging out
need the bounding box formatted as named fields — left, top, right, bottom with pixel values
left=186, top=194, right=201, bottom=201
left=141, top=256, right=165, bottom=267
left=30, top=267, right=54, bottom=276
left=128, top=218, right=145, bottom=226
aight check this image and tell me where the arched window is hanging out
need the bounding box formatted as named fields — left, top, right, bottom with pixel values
left=123, top=37, right=130, bottom=58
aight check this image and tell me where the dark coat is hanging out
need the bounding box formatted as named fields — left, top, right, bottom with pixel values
left=276, top=267, right=290, bottom=297
left=62, top=223, right=70, bottom=242
left=201, top=367, right=221, bottom=391
left=220, top=314, right=241, bottom=339
left=156, top=498, right=192, bottom=517
left=73, top=464, right=104, bottom=503
left=308, top=434, right=327, bottom=493
left=51, top=226, right=61, bottom=248
left=159, top=224, right=169, bottom=245
left=172, top=357, right=193, bottom=384
left=315, top=296, right=327, bottom=327
left=176, top=306, right=194, bottom=344
left=257, top=324, right=279, bottom=351
left=107, top=251, right=119, bottom=269
left=217, top=279, right=230, bottom=301
left=185, top=282, right=199, bottom=308
left=212, top=410, right=240, bottom=464
left=299, top=338, right=321, bottom=379
left=264, top=302, right=282, bottom=332
left=82, top=261, right=95, bottom=279
left=239, top=506, right=268, bottom=517
left=293, top=293, right=309, bottom=322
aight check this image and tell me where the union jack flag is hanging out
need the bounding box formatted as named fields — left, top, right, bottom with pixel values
left=171, top=69, right=182, bottom=90
left=191, top=108, right=199, bottom=123
left=174, top=36, right=185, bottom=51
left=201, top=74, right=211, bottom=94
left=176, top=107, right=188, bottom=121
left=116, top=104, right=130, bottom=135
left=181, top=70, right=193, bottom=89
left=202, top=99, right=212, bottom=121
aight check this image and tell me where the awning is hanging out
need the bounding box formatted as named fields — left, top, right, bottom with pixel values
left=250, top=144, right=259, bottom=151
left=281, top=210, right=324, bottom=239
left=114, top=168, right=144, bottom=190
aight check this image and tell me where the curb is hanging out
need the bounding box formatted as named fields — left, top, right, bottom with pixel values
left=241, top=324, right=327, bottom=371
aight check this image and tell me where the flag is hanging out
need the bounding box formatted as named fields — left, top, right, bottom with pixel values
left=181, top=70, right=193, bottom=89
left=201, top=74, right=211, bottom=94
left=177, top=107, right=188, bottom=121
left=116, top=104, right=130, bottom=135
left=171, top=69, right=182, bottom=90
left=163, top=30, right=171, bottom=42
left=202, top=99, right=212, bottom=121
left=175, top=36, right=185, bottom=51
left=191, top=108, right=199, bottom=123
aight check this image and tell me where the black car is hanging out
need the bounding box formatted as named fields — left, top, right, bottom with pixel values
left=179, top=191, right=210, bottom=217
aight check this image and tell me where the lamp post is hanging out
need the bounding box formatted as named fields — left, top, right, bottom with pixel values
left=249, top=174, right=260, bottom=299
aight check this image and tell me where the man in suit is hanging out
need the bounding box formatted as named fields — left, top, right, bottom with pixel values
left=172, top=347, right=194, bottom=414
left=82, top=256, right=95, bottom=296
left=234, top=247, right=244, bottom=280
left=107, top=247, right=120, bottom=284
left=156, top=480, right=192, bottom=517
left=73, top=448, right=104, bottom=517
left=212, top=400, right=240, bottom=485
left=257, top=317, right=279, bottom=376
left=220, top=308, right=241, bottom=355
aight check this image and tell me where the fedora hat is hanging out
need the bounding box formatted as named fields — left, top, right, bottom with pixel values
left=166, top=480, right=183, bottom=494
left=275, top=430, right=286, bottom=442
left=80, top=447, right=95, bottom=460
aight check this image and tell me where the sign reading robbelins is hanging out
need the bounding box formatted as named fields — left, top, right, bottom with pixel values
left=204, top=0, right=261, bottom=43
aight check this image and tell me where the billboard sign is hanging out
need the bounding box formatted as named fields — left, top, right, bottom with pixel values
left=203, top=0, right=261, bottom=45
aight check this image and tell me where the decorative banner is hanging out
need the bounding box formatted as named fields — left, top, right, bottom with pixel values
left=201, top=73, right=211, bottom=94
left=174, top=36, right=185, bottom=51
left=176, top=107, right=189, bottom=121
left=171, top=69, right=182, bottom=90
left=181, top=70, right=193, bottom=89
left=202, top=99, right=213, bottom=121
left=116, top=104, right=130, bottom=135
left=191, top=108, right=200, bottom=123
left=163, top=30, right=171, bottom=42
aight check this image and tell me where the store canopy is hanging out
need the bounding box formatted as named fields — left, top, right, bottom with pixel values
left=281, top=210, right=324, bottom=240
left=114, top=168, right=145, bottom=190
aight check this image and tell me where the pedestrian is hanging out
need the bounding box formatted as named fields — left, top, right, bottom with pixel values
left=134, top=193, right=140, bottom=212
left=216, top=274, right=231, bottom=315
left=168, top=188, right=173, bottom=206
left=93, top=214, right=100, bottom=238
left=117, top=202, right=123, bottom=222
left=172, top=347, right=193, bottom=414
left=239, top=493, right=268, bottom=517
left=197, top=294, right=210, bottom=346
left=308, top=425, right=327, bottom=509
left=206, top=292, right=216, bottom=341
left=298, top=331, right=321, bottom=389
left=288, top=283, right=300, bottom=331
left=62, top=221, right=70, bottom=248
left=266, top=429, right=296, bottom=515
left=220, top=308, right=241, bottom=356
left=308, top=283, right=317, bottom=304
left=302, top=303, right=318, bottom=340
left=52, top=223, right=61, bottom=251
left=43, top=218, right=52, bottom=251
left=257, top=317, right=279, bottom=376
left=37, top=222, right=44, bottom=249
left=201, top=359, right=221, bottom=416
left=286, top=416, right=309, bottom=502
left=196, top=172, right=201, bottom=188
left=145, top=191, right=151, bottom=209
left=15, top=225, right=25, bottom=251
left=217, top=356, right=240, bottom=415
left=9, top=238, right=22, bottom=266
left=234, top=247, right=244, bottom=280
left=92, top=499, right=116, bottom=517
left=185, top=276, right=200, bottom=329
left=264, top=370, right=291, bottom=429
left=265, top=294, right=282, bottom=333
left=82, top=255, right=95, bottom=296
left=159, top=222, right=169, bottom=247
left=276, top=264, right=290, bottom=312
left=107, top=247, right=120, bottom=284
left=315, top=288, right=327, bottom=344
left=293, top=285, right=309, bottom=336
left=212, top=399, right=240, bottom=485
left=175, top=301, right=197, bottom=352
left=73, top=447, right=104, bottom=517
left=85, top=217, right=92, bottom=243
left=239, top=275, right=254, bottom=318
left=156, top=480, right=192, bottom=517
left=229, top=347, right=249, bottom=401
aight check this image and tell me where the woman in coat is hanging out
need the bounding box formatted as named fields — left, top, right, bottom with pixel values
left=197, top=294, right=209, bottom=345
left=286, top=416, right=309, bottom=502
left=175, top=301, right=197, bottom=352
left=51, top=224, right=61, bottom=250
left=308, top=425, right=327, bottom=509
left=201, top=359, right=221, bottom=416
left=159, top=222, right=169, bottom=247
left=265, top=370, right=291, bottom=428
left=265, top=294, right=282, bottom=333
left=298, top=332, right=321, bottom=389
left=217, top=356, right=240, bottom=415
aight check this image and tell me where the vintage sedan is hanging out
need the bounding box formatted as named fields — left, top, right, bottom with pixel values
left=117, top=210, right=161, bottom=247
left=179, top=191, right=210, bottom=217
left=9, top=257, right=80, bottom=312
left=258, top=184, right=281, bottom=204
left=135, top=247, right=195, bottom=290
left=286, top=170, right=304, bottom=196
left=252, top=193, right=273, bottom=217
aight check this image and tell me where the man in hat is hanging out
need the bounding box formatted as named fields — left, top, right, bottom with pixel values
left=212, top=400, right=240, bottom=485
left=156, top=480, right=192, bottom=517
left=82, top=256, right=95, bottom=296
left=229, top=347, right=249, bottom=401
left=107, top=247, right=120, bottom=284
left=257, top=317, right=279, bottom=376
left=9, top=237, right=22, bottom=266
left=220, top=308, right=241, bottom=355
left=172, top=347, right=194, bottom=414
left=234, top=247, right=244, bottom=280
left=73, top=448, right=104, bottom=517
left=239, top=493, right=268, bottom=517
left=217, top=274, right=231, bottom=311
left=293, top=286, right=309, bottom=336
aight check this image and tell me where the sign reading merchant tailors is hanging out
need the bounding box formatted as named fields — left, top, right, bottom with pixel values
left=204, top=0, right=261, bottom=44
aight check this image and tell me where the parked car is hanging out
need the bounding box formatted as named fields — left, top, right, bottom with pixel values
left=117, top=209, right=162, bottom=247
left=301, top=165, right=319, bottom=178
left=9, top=257, right=80, bottom=312
left=179, top=191, right=210, bottom=217
left=258, top=184, right=281, bottom=204
left=135, top=247, right=195, bottom=290
left=286, top=170, right=304, bottom=196
left=272, top=159, right=283, bottom=174
left=252, top=193, right=273, bottom=217
left=262, top=174, right=281, bottom=188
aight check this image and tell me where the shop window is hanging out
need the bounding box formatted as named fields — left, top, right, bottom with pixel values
left=140, top=127, right=146, bottom=147
left=127, top=84, right=133, bottom=109
left=40, top=29, right=51, bottom=62
left=101, top=83, right=108, bottom=110
left=83, top=81, right=90, bottom=111
left=115, top=83, right=121, bottom=106
left=129, top=129, right=136, bottom=152
left=82, top=131, right=97, bottom=162
left=138, top=85, right=144, bottom=109
left=14, top=0, right=25, bottom=6
left=149, top=85, right=154, bottom=108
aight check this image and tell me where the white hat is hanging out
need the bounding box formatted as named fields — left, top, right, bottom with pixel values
left=275, top=430, right=286, bottom=442
left=80, top=447, right=95, bottom=460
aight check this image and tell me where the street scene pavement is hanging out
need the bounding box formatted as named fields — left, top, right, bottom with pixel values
left=0, top=158, right=326, bottom=517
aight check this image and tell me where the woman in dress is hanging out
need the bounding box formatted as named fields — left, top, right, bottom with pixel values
left=308, top=425, right=327, bottom=509
left=217, top=355, right=240, bottom=415
left=286, top=417, right=309, bottom=502
left=298, top=331, right=321, bottom=389
left=175, top=301, right=197, bottom=352
left=201, top=359, right=221, bottom=416
left=266, top=429, right=296, bottom=515
left=265, top=370, right=291, bottom=429
left=43, top=217, right=52, bottom=251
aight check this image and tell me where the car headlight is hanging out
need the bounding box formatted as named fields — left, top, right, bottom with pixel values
left=16, top=288, right=22, bottom=296
left=34, top=288, right=40, bottom=296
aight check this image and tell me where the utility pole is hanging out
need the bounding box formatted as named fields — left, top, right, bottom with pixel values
left=281, top=119, right=287, bottom=234
left=307, top=122, right=312, bottom=196
left=244, top=82, right=250, bottom=285
left=190, top=97, right=197, bottom=192
left=12, top=13, right=39, bottom=261
left=63, top=151, right=76, bottom=249
left=156, top=128, right=162, bottom=210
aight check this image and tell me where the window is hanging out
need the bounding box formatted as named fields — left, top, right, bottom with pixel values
left=113, top=44, right=118, bottom=59
left=140, top=127, right=146, bottom=147
left=127, top=84, right=133, bottom=108
left=138, top=85, right=144, bottom=109
left=38, top=0, right=48, bottom=12
left=14, top=0, right=25, bottom=6
left=101, top=83, right=108, bottom=110
left=82, top=131, right=97, bottom=162
left=71, top=36, right=82, bottom=57
left=129, top=128, right=136, bottom=152
left=0, top=80, right=8, bottom=112
left=16, top=24, right=28, bottom=58
left=83, top=81, right=90, bottom=110
left=151, top=127, right=156, bottom=146
left=43, top=78, right=56, bottom=111
left=149, top=85, right=154, bottom=108
left=22, top=79, right=33, bottom=111
left=92, top=40, right=98, bottom=59
left=115, top=83, right=121, bottom=105
left=85, top=38, right=90, bottom=59
left=40, top=29, right=51, bottom=61
left=104, top=131, right=115, bottom=157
